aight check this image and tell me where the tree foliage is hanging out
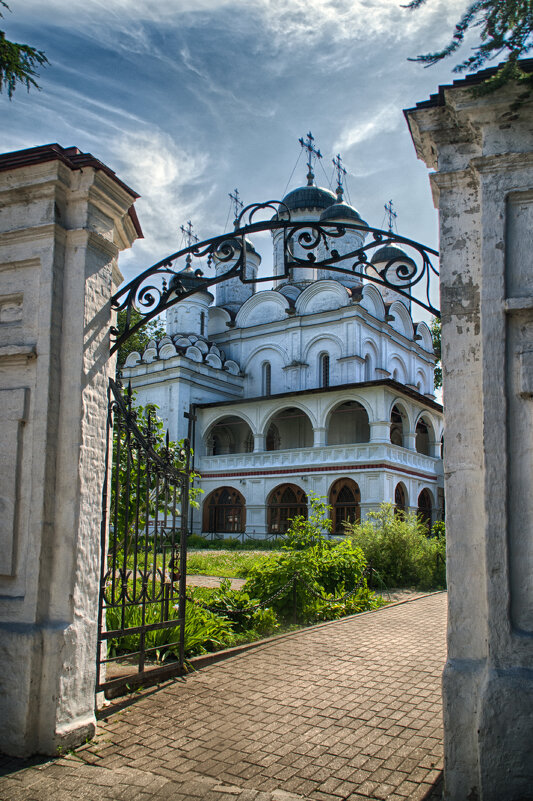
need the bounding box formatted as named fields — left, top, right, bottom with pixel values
left=405, top=0, right=533, bottom=91
left=0, top=2, right=48, bottom=98
left=115, top=308, right=166, bottom=372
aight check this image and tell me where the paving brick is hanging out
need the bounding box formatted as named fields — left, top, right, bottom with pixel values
left=0, top=594, right=446, bottom=801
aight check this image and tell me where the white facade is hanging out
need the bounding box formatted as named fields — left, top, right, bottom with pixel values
left=123, top=181, right=443, bottom=536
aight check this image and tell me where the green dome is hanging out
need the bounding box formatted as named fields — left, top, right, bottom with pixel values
left=371, top=245, right=412, bottom=264
left=281, top=185, right=336, bottom=212
left=320, top=201, right=367, bottom=226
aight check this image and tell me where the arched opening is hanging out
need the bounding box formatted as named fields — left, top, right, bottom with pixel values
left=262, top=361, right=271, bottom=396
left=417, top=488, right=433, bottom=530
left=265, top=407, right=313, bottom=451
left=267, top=483, right=307, bottom=534
left=441, top=435, right=444, bottom=459
left=320, top=353, right=330, bottom=388
left=206, top=416, right=254, bottom=456
left=327, top=401, right=370, bottom=445
left=415, top=417, right=431, bottom=455
left=329, top=478, right=361, bottom=533
left=390, top=405, right=405, bottom=447
left=395, top=482, right=408, bottom=515
left=203, top=487, right=246, bottom=534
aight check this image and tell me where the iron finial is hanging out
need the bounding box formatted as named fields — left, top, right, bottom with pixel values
left=299, top=131, right=322, bottom=187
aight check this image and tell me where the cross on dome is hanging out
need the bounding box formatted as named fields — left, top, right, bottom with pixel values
left=332, top=153, right=347, bottom=202
left=298, top=131, right=322, bottom=186
left=384, top=199, right=397, bottom=233
left=229, top=188, right=243, bottom=227
left=180, top=220, right=199, bottom=270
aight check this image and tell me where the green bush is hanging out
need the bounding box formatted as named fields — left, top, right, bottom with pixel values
left=244, top=496, right=381, bottom=623
left=191, top=579, right=279, bottom=638
left=344, top=504, right=446, bottom=591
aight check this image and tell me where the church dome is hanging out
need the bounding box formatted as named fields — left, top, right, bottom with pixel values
left=281, top=185, right=336, bottom=212
left=371, top=245, right=412, bottom=264
left=320, top=201, right=367, bottom=226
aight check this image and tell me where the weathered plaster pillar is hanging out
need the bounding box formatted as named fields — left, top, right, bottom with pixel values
left=253, top=433, right=266, bottom=452
left=403, top=430, right=417, bottom=450
left=406, top=75, right=533, bottom=799
left=0, top=144, right=141, bottom=756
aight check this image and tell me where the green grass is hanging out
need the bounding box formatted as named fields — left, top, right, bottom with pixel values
left=122, top=548, right=279, bottom=578
left=186, top=550, right=275, bottom=578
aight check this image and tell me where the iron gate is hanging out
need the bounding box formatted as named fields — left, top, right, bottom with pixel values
left=96, top=379, right=191, bottom=696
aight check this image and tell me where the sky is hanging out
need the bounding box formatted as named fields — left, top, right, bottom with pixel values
left=1, top=0, right=470, bottom=304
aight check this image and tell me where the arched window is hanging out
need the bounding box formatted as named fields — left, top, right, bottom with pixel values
left=390, top=405, right=404, bottom=447
left=320, top=353, right=330, bottom=388
left=262, top=362, right=271, bottom=396
left=267, top=484, right=307, bottom=534
left=203, top=487, right=246, bottom=533
left=415, top=418, right=430, bottom=455
left=395, top=483, right=407, bottom=515
left=417, top=489, right=433, bottom=531
left=245, top=431, right=254, bottom=453
left=329, top=478, right=361, bottom=533
left=364, top=354, right=372, bottom=381
left=327, top=401, right=370, bottom=445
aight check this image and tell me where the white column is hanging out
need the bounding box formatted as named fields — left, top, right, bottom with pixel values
left=0, top=146, right=140, bottom=756
left=406, top=77, right=533, bottom=800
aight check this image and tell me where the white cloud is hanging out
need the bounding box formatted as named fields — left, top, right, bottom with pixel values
left=333, top=105, right=403, bottom=152
left=108, top=129, right=212, bottom=271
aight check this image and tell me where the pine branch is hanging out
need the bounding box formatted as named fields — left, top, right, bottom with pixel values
left=0, top=31, right=48, bottom=98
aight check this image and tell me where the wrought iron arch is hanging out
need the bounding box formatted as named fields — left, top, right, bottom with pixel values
left=110, top=199, right=440, bottom=356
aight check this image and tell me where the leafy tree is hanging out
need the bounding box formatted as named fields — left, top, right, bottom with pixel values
left=431, top=316, right=442, bottom=390
left=405, top=0, right=533, bottom=91
left=0, top=2, right=48, bottom=98
left=115, top=307, right=166, bottom=371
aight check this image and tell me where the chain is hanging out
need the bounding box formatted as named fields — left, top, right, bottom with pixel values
left=185, top=568, right=372, bottom=615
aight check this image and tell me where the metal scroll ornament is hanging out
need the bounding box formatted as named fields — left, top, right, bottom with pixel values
left=110, top=199, right=439, bottom=354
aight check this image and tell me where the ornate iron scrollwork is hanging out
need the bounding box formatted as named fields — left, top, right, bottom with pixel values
left=110, top=199, right=439, bottom=354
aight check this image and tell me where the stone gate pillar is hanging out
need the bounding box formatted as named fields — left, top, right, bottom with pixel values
left=0, top=145, right=141, bottom=756
left=405, top=76, right=533, bottom=799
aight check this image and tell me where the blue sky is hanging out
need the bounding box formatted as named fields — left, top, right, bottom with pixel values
left=1, top=0, right=468, bottom=292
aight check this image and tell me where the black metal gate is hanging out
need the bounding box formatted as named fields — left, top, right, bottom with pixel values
left=96, top=379, right=191, bottom=696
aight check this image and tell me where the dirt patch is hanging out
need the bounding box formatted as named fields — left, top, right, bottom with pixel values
left=187, top=574, right=245, bottom=590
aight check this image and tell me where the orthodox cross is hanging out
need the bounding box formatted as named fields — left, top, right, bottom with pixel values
left=229, top=188, right=243, bottom=227
left=180, top=220, right=199, bottom=269
left=332, top=153, right=347, bottom=201
left=299, top=131, right=322, bottom=186
left=384, top=199, right=397, bottom=233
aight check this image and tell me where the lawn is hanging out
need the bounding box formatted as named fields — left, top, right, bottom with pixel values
left=186, top=549, right=274, bottom=578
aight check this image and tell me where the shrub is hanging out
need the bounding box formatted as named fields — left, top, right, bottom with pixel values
left=343, top=504, right=446, bottom=591
left=244, top=496, right=381, bottom=623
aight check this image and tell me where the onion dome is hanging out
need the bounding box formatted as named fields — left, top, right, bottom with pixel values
left=281, top=185, right=336, bottom=213
left=168, top=264, right=207, bottom=294
left=371, top=245, right=412, bottom=264
left=320, top=201, right=367, bottom=226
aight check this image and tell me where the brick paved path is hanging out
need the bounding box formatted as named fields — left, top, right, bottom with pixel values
left=0, top=594, right=446, bottom=801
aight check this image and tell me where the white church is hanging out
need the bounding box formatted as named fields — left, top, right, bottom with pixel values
left=122, top=139, right=444, bottom=538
